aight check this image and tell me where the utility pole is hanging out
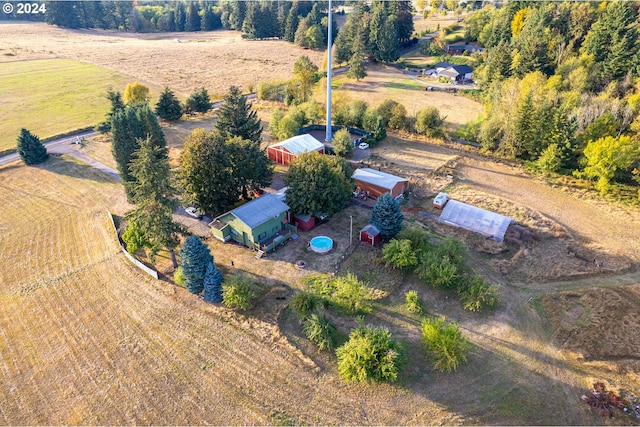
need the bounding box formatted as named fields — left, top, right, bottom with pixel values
left=325, top=0, right=333, bottom=142
left=349, top=215, right=353, bottom=248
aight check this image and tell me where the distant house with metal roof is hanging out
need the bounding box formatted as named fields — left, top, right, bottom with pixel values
left=267, top=134, right=325, bottom=166
left=209, top=194, right=295, bottom=252
left=352, top=168, right=408, bottom=199
left=446, top=44, right=485, bottom=55
left=438, top=200, right=514, bottom=242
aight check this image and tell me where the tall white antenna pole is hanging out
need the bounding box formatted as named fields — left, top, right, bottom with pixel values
left=325, top=0, right=333, bottom=142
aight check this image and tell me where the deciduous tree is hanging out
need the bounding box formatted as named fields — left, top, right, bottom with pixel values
left=285, top=152, right=354, bottom=217
left=123, top=82, right=151, bottom=105
left=332, top=128, right=353, bottom=158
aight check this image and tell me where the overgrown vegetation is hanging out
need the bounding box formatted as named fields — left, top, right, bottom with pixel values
left=303, top=273, right=374, bottom=315
left=222, top=273, right=256, bottom=311
left=421, top=317, right=469, bottom=372
left=336, top=324, right=404, bottom=383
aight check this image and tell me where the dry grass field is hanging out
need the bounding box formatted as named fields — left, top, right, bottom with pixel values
left=0, top=22, right=324, bottom=98
left=324, top=64, right=483, bottom=129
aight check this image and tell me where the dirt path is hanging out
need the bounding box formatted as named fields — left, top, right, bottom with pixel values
left=455, top=155, right=640, bottom=262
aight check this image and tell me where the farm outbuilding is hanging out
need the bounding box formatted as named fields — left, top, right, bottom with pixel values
left=267, top=134, right=325, bottom=166
left=352, top=168, right=408, bottom=199
left=294, top=214, right=316, bottom=231
left=360, top=224, right=381, bottom=245
left=438, top=200, right=514, bottom=242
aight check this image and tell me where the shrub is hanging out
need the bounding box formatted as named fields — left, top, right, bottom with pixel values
left=382, top=239, right=418, bottom=269
left=377, top=99, right=399, bottom=127
left=336, top=325, right=404, bottom=383
left=332, top=273, right=373, bottom=315
left=388, top=104, right=409, bottom=131
left=303, top=313, right=337, bottom=351
left=417, top=251, right=461, bottom=289
left=362, top=108, right=387, bottom=142
left=405, top=290, right=423, bottom=314
left=257, top=79, right=286, bottom=101
left=222, top=273, right=256, bottom=310
left=291, top=292, right=318, bottom=319
left=174, top=266, right=185, bottom=287
left=459, top=276, right=500, bottom=312
left=415, top=107, right=446, bottom=138
left=184, top=87, right=211, bottom=114
left=421, top=317, right=469, bottom=372
left=332, top=128, right=353, bottom=158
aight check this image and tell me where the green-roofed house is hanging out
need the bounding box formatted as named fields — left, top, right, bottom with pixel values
left=209, top=194, right=296, bottom=253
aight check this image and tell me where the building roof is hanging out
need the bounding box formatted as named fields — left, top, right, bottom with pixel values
left=227, top=193, right=290, bottom=229
left=352, top=168, right=408, bottom=190
left=269, top=134, right=324, bottom=155
left=434, top=62, right=453, bottom=70
left=447, top=44, right=485, bottom=52
left=439, top=65, right=473, bottom=78
left=438, top=200, right=514, bottom=242
left=360, top=224, right=380, bottom=237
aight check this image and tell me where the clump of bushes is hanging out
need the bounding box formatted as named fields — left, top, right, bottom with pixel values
left=336, top=324, right=404, bottom=383
left=459, top=276, right=500, bottom=312
left=222, top=273, right=256, bottom=311
left=303, top=313, right=337, bottom=351
left=304, top=272, right=374, bottom=315
left=382, top=226, right=500, bottom=312
left=421, top=316, right=469, bottom=372
left=405, top=290, right=423, bottom=314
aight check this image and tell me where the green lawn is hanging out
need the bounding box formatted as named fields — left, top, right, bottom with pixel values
left=0, top=58, right=160, bottom=153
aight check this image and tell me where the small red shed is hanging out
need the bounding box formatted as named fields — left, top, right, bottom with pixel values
left=294, top=214, right=316, bottom=231
left=360, top=224, right=381, bottom=246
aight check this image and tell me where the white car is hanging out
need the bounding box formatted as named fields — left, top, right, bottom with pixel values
left=358, top=142, right=370, bottom=150
left=185, top=207, right=203, bottom=219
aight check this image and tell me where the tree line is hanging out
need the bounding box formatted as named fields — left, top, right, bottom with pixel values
left=461, top=1, right=640, bottom=196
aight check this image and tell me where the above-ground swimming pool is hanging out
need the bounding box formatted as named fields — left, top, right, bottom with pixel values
left=309, top=236, right=334, bottom=253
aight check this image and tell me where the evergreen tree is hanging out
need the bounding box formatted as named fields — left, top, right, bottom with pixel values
left=96, top=89, right=125, bottom=132
left=347, top=51, right=367, bottom=81
left=180, top=235, right=213, bottom=294
left=174, top=2, right=186, bottom=31
left=201, top=6, right=220, bottom=31
left=186, top=2, right=200, bottom=31
left=242, top=2, right=258, bottom=38
left=284, top=2, right=299, bottom=42
left=125, top=137, right=182, bottom=267
left=228, top=0, right=246, bottom=30
left=16, top=128, right=48, bottom=165
left=215, top=86, right=262, bottom=144
left=179, top=129, right=239, bottom=214
left=285, top=152, right=354, bottom=217
left=184, top=87, right=211, bottom=114
left=155, top=87, right=183, bottom=121
left=391, top=0, right=414, bottom=43
left=370, top=193, right=404, bottom=240
left=111, top=104, right=166, bottom=200
left=203, top=261, right=224, bottom=303
left=227, top=136, right=273, bottom=200
left=375, top=16, right=400, bottom=63
left=294, top=17, right=310, bottom=47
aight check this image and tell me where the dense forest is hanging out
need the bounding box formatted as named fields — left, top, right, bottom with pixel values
left=458, top=1, right=640, bottom=197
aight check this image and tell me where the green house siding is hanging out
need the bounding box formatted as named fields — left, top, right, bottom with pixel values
left=222, top=213, right=286, bottom=248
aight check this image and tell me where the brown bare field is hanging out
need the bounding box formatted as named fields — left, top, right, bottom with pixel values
left=0, top=22, right=324, bottom=97
left=324, top=64, right=483, bottom=128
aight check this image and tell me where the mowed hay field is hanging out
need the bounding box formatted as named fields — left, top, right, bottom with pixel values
left=0, top=158, right=467, bottom=425
left=0, top=59, right=167, bottom=153
left=325, top=64, right=483, bottom=128
left=0, top=22, right=324, bottom=97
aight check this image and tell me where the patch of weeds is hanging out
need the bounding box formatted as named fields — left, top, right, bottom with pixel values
left=269, top=411, right=298, bottom=426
